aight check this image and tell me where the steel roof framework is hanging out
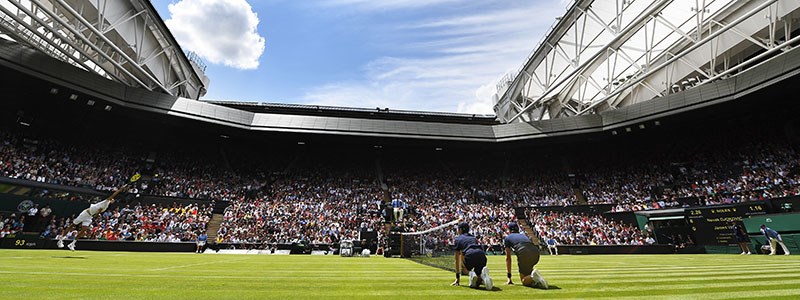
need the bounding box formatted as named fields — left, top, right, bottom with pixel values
left=495, top=0, right=800, bottom=123
left=0, top=0, right=209, bottom=99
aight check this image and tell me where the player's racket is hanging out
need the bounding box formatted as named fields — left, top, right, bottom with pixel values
left=129, top=173, right=141, bottom=183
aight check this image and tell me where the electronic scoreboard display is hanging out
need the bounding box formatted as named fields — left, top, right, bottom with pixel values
left=685, top=203, right=767, bottom=245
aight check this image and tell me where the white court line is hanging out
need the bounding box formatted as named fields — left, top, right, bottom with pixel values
left=3, top=264, right=797, bottom=276
left=543, top=268, right=800, bottom=279
left=0, top=270, right=443, bottom=280
left=0, top=264, right=444, bottom=273
left=150, top=257, right=250, bottom=271
left=548, top=272, right=800, bottom=284
left=590, top=288, right=800, bottom=300
left=542, top=264, right=800, bottom=273
left=0, top=269, right=798, bottom=288
left=136, top=261, right=800, bottom=273
left=540, top=263, right=800, bottom=273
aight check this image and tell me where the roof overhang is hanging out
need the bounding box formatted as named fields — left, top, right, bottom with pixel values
left=2, top=37, right=800, bottom=142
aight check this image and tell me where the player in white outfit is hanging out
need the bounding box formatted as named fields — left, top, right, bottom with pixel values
left=57, top=174, right=139, bottom=251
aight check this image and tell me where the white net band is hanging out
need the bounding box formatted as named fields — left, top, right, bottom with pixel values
left=397, top=220, right=458, bottom=236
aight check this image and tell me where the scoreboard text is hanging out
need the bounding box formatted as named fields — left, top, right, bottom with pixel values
left=685, top=203, right=766, bottom=245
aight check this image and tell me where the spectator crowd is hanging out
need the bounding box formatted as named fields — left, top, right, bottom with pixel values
left=54, top=202, right=213, bottom=242
left=0, top=124, right=798, bottom=247
left=530, top=210, right=648, bottom=246
left=216, top=171, right=383, bottom=245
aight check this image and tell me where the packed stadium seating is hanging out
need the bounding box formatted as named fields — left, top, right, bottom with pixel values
left=529, top=209, right=647, bottom=246
left=0, top=130, right=264, bottom=201
left=1, top=114, right=799, bottom=247
left=217, top=169, right=383, bottom=244
left=579, top=137, right=800, bottom=210
left=0, top=212, right=24, bottom=238
left=55, top=202, right=213, bottom=242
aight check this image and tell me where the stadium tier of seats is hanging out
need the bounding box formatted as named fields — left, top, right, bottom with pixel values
left=0, top=121, right=798, bottom=247
left=52, top=202, right=213, bottom=242
left=529, top=210, right=648, bottom=246
left=217, top=173, right=383, bottom=244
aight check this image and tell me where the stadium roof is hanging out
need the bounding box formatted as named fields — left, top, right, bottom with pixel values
left=4, top=34, right=800, bottom=143
left=5, top=0, right=798, bottom=128
left=203, top=101, right=499, bottom=125
left=495, top=0, right=800, bottom=122
left=0, top=0, right=209, bottom=99
left=2, top=0, right=800, bottom=143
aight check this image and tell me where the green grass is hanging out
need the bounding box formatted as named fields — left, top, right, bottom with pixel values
left=1, top=250, right=799, bottom=299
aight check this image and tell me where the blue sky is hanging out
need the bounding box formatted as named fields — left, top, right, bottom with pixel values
left=151, top=0, right=568, bottom=114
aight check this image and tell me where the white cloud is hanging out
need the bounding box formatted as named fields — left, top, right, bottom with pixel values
left=302, top=2, right=566, bottom=114
left=460, top=75, right=503, bottom=115
left=164, top=0, right=266, bottom=70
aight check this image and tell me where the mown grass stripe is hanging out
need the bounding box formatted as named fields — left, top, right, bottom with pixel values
left=538, top=268, right=799, bottom=278
left=537, top=263, right=800, bottom=273
left=545, top=273, right=799, bottom=284
left=562, top=279, right=800, bottom=293
left=1, top=249, right=799, bottom=300
left=590, top=287, right=800, bottom=300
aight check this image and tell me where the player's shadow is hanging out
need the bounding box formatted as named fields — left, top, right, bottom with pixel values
left=506, top=284, right=562, bottom=290
left=458, top=286, right=503, bottom=292
left=51, top=256, right=87, bottom=259
left=530, top=285, right=561, bottom=290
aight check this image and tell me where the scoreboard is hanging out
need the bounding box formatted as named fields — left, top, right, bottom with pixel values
left=685, top=203, right=767, bottom=245
left=0, top=234, right=47, bottom=249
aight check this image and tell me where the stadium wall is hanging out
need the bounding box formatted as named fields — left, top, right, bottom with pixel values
left=0, top=235, right=338, bottom=254
left=556, top=245, right=676, bottom=255
left=704, top=233, right=800, bottom=255
left=740, top=212, right=800, bottom=255
left=211, top=243, right=334, bottom=254
left=0, top=193, right=86, bottom=220
left=750, top=233, right=800, bottom=255
left=0, top=234, right=195, bottom=252
left=743, top=212, right=800, bottom=234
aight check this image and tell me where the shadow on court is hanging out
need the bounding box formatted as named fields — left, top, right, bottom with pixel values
left=51, top=256, right=87, bottom=259
left=455, top=286, right=504, bottom=292
left=543, top=285, right=561, bottom=290
left=508, top=284, right=561, bottom=290
left=454, top=283, right=561, bottom=291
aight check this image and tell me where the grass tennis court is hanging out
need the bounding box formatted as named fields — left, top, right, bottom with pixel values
left=1, top=250, right=799, bottom=299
